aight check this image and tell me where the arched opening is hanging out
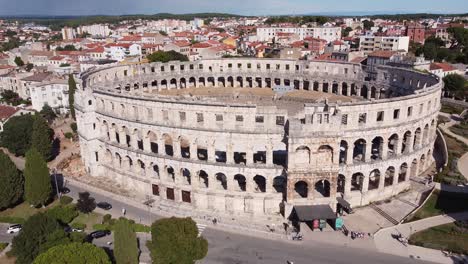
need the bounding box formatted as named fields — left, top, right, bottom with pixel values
left=317, top=145, right=333, bottom=164
left=369, top=169, right=380, bottom=190
left=420, top=154, right=426, bottom=172
left=385, top=167, right=395, bottom=187
left=294, top=181, right=308, bottom=198
left=388, top=134, right=399, bottom=157
left=137, top=159, right=145, bottom=174
left=132, top=129, right=143, bottom=151
left=273, top=176, right=286, bottom=193
left=124, top=156, right=133, bottom=171
left=411, top=159, right=418, bottom=177
left=295, top=146, right=310, bottom=164
left=104, top=149, right=112, bottom=164
left=215, top=173, right=227, bottom=190
left=147, top=131, right=158, bottom=154
left=342, top=82, right=348, bottom=96
left=422, top=124, right=430, bottom=145
left=179, top=136, right=190, bottom=159
left=314, top=180, right=331, bottom=197
left=402, top=131, right=412, bottom=154
left=339, top=141, right=348, bottom=164
left=162, top=134, right=173, bottom=156
left=371, top=137, right=383, bottom=160
left=351, top=173, right=363, bottom=192
left=181, top=168, right=191, bottom=185
left=152, top=164, right=159, bottom=178
left=361, top=85, right=368, bottom=98
left=234, top=174, right=247, bottom=192
left=353, top=139, right=366, bottom=162
left=253, top=175, right=266, bottom=193
left=115, top=153, right=122, bottom=167
left=227, top=76, right=234, bottom=87
left=166, top=166, right=175, bottom=182
left=399, top=163, right=408, bottom=183
left=189, top=77, right=196, bottom=87
left=198, top=170, right=208, bottom=188
left=413, top=128, right=422, bottom=150
left=170, top=78, right=177, bottom=88
left=337, top=174, right=346, bottom=194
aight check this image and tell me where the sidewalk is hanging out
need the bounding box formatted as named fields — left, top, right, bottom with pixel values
left=374, top=212, right=468, bottom=264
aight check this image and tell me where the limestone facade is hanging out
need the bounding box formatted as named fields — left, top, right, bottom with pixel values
left=76, top=58, right=442, bottom=221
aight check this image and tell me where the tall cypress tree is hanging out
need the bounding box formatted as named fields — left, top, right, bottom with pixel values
left=24, top=148, right=52, bottom=207
left=68, top=74, right=76, bottom=120
left=0, top=151, right=23, bottom=209
left=31, top=114, right=53, bottom=160
left=114, top=218, right=139, bottom=264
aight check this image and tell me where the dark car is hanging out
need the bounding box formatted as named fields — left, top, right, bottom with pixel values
left=89, top=230, right=111, bottom=239
left=96, top=202, right=112, bottom=210
left=60, top=187, right=70, bottom=194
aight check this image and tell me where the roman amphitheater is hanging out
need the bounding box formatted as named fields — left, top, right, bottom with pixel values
left=76, top=58, right=442, bottom=225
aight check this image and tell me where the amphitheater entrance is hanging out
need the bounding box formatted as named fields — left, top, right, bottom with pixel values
left=294, top=181, right=308, bottom=198
left=314, top=180, right=331, bottom=197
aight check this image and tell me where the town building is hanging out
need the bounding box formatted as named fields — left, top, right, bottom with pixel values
left=359, top=35, right=410, bottom=55
left=256, top=26, right=341, bottom=43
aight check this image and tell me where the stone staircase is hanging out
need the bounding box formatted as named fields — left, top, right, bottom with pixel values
left=369, top=203, right=399, bottom=225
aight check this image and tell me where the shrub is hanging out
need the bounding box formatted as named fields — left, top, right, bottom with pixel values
left=102, top=214, right=112, bottom=224
left=0, top=216, right=25, bottom=224
left=46, top=205, right=78, bottom=224
left=59, top=195, right=73, bottom=205
left=92, top=223, right=111, bottom=231
left=64, top=132, right=73, bottom=139
left=134, top=223, right=151, bottom=233
left=70, top=123, right=77, bottom=133
left=69, top=232, right=87, bottom=243
left=70, top=222, right=86, bottom=230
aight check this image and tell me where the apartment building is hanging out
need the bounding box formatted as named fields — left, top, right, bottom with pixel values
left=257, top=26, right=341, bottom=43
left=359, top=35, right=409, bottom=55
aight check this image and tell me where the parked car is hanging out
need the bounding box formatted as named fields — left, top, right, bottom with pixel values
left=60, top=187, right=70, bottom=194
left=64, top=226, right=84, bottom=233
left=96, top=202, right=112, bottom=210
left=72, top=228, right=84, bottom=232
left=6, top=224, right=22, bottom=234
left=89, top=230, right=111, bottom=239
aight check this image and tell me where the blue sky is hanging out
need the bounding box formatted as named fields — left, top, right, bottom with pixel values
left=0, top=0, right=467, bottom=16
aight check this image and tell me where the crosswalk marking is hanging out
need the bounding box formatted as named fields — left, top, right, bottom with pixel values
left=196, top=223, right=207, bottom=237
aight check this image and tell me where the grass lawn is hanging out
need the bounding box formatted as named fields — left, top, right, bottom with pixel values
left=0, top=242, right=8, bottom=252
left=440, top=104, right=465, bottom=115
left=434, top=133, right=468, bottom=185
left=70, top=212, right=103, bottom=231
left=450, top=123, right=468, bottom=139
left=0, top=199, right=60, bottom=224
left=407, top=190, right=468, bottom=222
left=409, top=222, right=468, bottom=254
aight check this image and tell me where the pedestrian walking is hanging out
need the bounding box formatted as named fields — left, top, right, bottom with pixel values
left=122, top=208, right=126, bottom=216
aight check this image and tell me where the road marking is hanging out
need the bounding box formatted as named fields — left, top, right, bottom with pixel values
left=196, top=223, right=207, bottom=237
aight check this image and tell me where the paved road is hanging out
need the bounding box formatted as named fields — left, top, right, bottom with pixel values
left=63, top=180, right=431, bottom=264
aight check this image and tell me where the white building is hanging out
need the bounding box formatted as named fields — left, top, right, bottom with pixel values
left=77, top=24, right=111, bottom=37
left=191, top=18, right=205, bottom=29
left=256, top=26, right=341, bottom=43
left=29, top=79, right=69, bottom=113
left=61, top=27, right=75, bottom=40
left=359, top=35, right=410, bottom=55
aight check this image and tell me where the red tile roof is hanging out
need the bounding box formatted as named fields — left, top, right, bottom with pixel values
left=368, top=50, right=398, bottom=58
left=430, top=62, right=457, bottom=72
left=0, top=105, right=18, bottom=121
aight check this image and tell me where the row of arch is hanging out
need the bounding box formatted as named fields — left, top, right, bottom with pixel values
left=103, top=149, right=284, bottom=194
left=293, top=151, right=431, bottom=199
left=112, top=76, right=392, bottom=100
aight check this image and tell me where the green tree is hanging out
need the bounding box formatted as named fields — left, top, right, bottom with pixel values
left=0, top=114, right=34, bottom=156
left=14, top=56, right=25, bottom=66
left=68, top=74, right=77, bottom=120
left=25, top=63, right=34, bottom=72
left=114, top=218, right=139, bottom=264
left=342, top=27, right=352, bottom=37
left=31, top=114, right=53, bottom=160
left=45, top=205, right=79, bottom=224
left=443, top=74, right=467, bottom=98
left=24, top=148, right=52, bottom=207
left=11, top=213, right=61, bottom=264
left=33, top=242, right=111, bottom=264
left=76, top=191, right=96, bottom=214
left=148, top=217, right=208, bottom=264
left=147, top=50, right=189, bottom=63
left=0, top=150, right=23, bottom=210
left=40, top=104, right=57, bottom=123
left=362, top=20, right=375, bottom=30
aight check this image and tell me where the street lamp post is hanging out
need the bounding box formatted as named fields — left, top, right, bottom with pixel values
left=53, top=168, right=61, bottom=198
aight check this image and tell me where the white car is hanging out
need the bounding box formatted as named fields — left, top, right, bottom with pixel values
left=72, top=228, right=83, bottom=233
left=6, top=224, right=22, bottom=234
